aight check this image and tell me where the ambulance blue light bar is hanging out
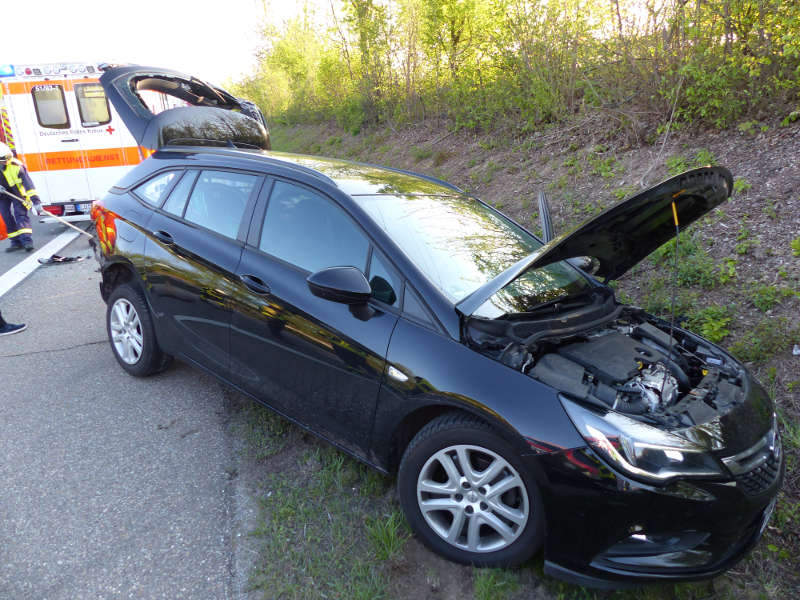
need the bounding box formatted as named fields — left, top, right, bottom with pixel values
left=0, top=64, right=15, bottom=77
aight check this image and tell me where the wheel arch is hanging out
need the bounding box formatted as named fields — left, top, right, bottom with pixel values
left=100, top=260, right=143, bottom=303
left=385, top=402, right=529, bottom=475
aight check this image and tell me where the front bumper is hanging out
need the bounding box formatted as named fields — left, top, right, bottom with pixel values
left=534, top=443, right=783, bottom=587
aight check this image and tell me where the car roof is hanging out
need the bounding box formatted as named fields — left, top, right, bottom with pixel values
left=112, top=147, right=464, bottom=198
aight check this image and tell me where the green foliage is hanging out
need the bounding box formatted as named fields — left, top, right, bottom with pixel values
left=685, top=305, right=732, bottom=343
left=693, top=148, right=716, bottom=166
left=750, top=284, right=797, bottom=312
left=729, top=318, right=798, bottom=363
left=791, top=237, right=800, bottom=257
left=412, top=146, right=433, bottom=162
left=717, top=257, right=737, bottom=284
left=651, top=234, right=717, bottom=288
left=666, top=155, right=689, bottom=176
left=733, top=177, right=752, bottom=195
left=234, top=1, right=800, bottom=131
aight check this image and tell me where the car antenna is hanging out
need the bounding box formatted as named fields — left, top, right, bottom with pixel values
left=662, top=198, right=681, bottom=396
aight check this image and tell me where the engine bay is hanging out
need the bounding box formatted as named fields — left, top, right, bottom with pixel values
left=466, top=289, right=746, bottom=429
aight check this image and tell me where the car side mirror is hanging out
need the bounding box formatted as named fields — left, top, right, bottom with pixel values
left=307, top=266, right=372, bottom=305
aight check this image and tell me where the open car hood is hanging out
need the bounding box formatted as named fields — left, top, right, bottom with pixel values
left=99, top=65, right=269, bottom=150
left=457, top=167, right=732, bottom=317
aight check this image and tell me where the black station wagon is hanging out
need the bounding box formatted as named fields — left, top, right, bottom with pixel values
left=92, top=66, right=783, bottom=587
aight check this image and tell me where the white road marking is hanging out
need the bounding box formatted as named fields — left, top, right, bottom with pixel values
left=0, top=231, right=80, bottom=298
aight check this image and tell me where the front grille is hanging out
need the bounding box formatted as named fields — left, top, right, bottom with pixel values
left=721, top=424, right=782, bottom=497
left=735, top=451, right=780, bottom=496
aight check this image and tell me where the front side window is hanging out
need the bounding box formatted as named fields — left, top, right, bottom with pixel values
left=260, top=181, right=369, bottom=273
left=133, top=171, right=179, bottom=205
left=184, top=170, right=258, bottom=239
left=31, top=84, right=69, bottom=129
left=74, top=83, right=111, bottom=127
left=353, top=194, right=590, bottom=315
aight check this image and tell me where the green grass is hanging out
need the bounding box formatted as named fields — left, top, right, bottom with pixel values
left=240, top=404, right=401, bottom=600
left=412, top=146, right=433, bottom=162
left=473, top=568, right=519, bottom=600
left=365, top=509, right=408, bottom=561
left=729, top=317, right=799, bottom=363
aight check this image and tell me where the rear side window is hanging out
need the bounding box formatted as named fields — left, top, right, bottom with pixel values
left=74, top=83, right=111, bottom=127
left=31, top=84, right=69, bottom=129
left=259, top=181, right=369, bottom=273
left=134, top=171, right=179, bottom=206
left=184, top=170, right=258, bottom=239
left=162, top=171, right=197, bottom=216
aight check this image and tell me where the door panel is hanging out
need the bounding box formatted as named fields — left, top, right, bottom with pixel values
left=229, top=249, right=398, bottom=457
left=143, top=170, right=261, bottom=374
left=228, top=179, right=398, bottom=456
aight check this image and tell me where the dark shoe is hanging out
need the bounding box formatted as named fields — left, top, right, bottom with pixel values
left=0, top=322, right=27, bottom=336
left=5, top=245, right=23, bottom=253
left=23, top=241, right=34, bottom=252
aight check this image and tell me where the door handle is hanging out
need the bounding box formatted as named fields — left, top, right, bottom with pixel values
left=239, top=274, right=271, bottom=295
left=152, top=230, right=175, bottom=245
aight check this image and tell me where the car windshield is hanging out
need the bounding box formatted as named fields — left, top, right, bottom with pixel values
left=353, top=194, right=591, bottom=316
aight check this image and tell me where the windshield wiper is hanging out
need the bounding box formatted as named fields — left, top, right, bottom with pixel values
left=516, top=290, right=596, bottom=316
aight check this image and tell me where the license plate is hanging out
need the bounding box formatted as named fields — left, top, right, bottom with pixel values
left=78, top=202, right=92, bottom=212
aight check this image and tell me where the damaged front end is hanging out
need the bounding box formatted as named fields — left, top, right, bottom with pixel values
left=466, top=289, right=743, bottom=431
left=459, top=166, right=779, bottom=486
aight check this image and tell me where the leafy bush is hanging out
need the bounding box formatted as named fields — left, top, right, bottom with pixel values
left=685, top=305, right=732, bottom=343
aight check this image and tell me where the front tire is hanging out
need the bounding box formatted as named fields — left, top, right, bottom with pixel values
left=106, top=283, right=171, bottom=377
left=398, top=413, right=544, bottom=567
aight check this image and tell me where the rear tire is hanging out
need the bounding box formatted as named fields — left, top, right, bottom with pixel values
left=398, top=412, right=544, bottom=567
left=106, top=283, right=172, bottom=377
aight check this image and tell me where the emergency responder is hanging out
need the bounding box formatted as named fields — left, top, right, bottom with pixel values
left=1, top=142, right=42, bottom=252
left=0, top=309, right=26, bottom=336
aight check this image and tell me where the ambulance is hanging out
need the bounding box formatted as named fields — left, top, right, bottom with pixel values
left=0, top=62, right=268, bottom=221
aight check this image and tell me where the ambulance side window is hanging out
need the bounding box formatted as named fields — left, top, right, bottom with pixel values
left=31, top=85, right=70, bottom=129
left=74, top=83, right=111, bottom=127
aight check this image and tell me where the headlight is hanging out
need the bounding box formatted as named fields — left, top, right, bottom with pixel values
left=560, top=397, right=724, bottom=484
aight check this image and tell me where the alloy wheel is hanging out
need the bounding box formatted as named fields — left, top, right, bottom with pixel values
left=416, top=444, right=529, bottom=553
left=109, top=298, right=144, bottom=364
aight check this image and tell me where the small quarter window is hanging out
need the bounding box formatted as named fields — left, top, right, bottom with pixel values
left=260, top=181, right=369, bottom=273
left=403, top=284, right=433, bottom=325
left=134, top=171, right=179, bottom=206
left=74, top=83, right=111, bottom=127
left=184, top=170, right=258, bottom=239
left=31, top=84, right=69, bottom=129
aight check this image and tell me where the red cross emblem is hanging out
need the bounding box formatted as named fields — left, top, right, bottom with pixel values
left=105, top=125, right=115, bottom=135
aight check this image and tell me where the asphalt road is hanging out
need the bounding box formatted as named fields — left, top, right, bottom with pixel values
left=0, top=215, right=78, bottom=273
left=0, top=235, right=255, bottom=599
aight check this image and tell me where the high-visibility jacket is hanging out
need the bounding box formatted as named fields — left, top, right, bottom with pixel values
left=1, top=158, right=40, bottom=210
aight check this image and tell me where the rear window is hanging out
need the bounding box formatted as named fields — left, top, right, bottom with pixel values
left=74, top=83, right=111, bottom=127
left=31, top=84, right=69, bottom=129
